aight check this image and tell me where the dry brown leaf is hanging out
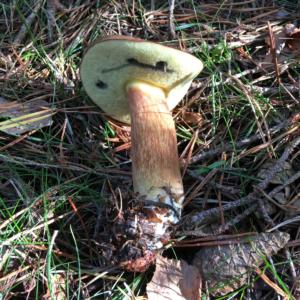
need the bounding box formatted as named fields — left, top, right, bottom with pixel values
left=0, top=97, right=54, bottom=135
left=193, top=231, right=290, bottom=297
left=264, top=23, right=300, bottom=69
left=285, top=24, right=300, bottom=54
left=181, top=111, right=204, bottom=126
left=263, top=25, right=288, bottom=73
left=147, top=255, right=201, bottom=300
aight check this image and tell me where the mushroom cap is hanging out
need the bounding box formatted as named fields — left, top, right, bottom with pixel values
left=80, top=36, right=203, bottom=123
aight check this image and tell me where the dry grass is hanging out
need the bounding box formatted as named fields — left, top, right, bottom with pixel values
left=0, top=0, right=299, bottom=299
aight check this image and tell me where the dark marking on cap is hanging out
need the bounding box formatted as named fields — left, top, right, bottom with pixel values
left=96, top=80, right=108, bottom=89
left=102, top=58, right=174, bottom=73
left=127, top=58, right=173, bottom=73
left=155, top=61, right=168, bottom=72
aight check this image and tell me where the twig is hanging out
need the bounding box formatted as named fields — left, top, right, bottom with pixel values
left=268, top=215, right=300, bottom=232
left=186, top=169, right=239, bottom=195
left=257, top=137, right=300, bottom=191
left=248, top=137, right=300, bottom=226
left=186, top=120, right=289, bottom=165
left=255, top=267, right=290, bottom=300
left=268, top=170, right=300, bottom=198
left=267, top=22, right=281, bottom=84
left=0, top=129, right=38, bottom=151
left=214, top=204, right=258, bottom=235
left=256, top=188, right=288, bottom=211
left=168, top=0, right=176, bottom=39
left=254, top=190, right=275, bottom=227
left=184, top=137, right=300, bottom=229
left=247, top=84, right=299, bottom=96
left=180, top=204, right=258, bottom=237
left=284, top=248, right=297, bottom=281
left=46, top=0, right=66, bottom=41
left=175, top=232, right=256, bottom=243
left=14, top=1, right=43, bottom=44
left=186, top=196, right=250, bottom=226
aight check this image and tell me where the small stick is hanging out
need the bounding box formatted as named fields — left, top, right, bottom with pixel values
left=257, top=137, right=300, bottom=191
left=247, top=137, right=300, bottom=226
left=284, top=248, right=297, bottom=280
left=268, top=170, right=300, bottom=197
left=217, top=153, right=226, bottom=225
left=268, top=215, right=300, bottom=232
left=186, top=196, right=250, bottom=226
left=175, top=232, right=256, bottom=243
left=267, top=22, right=281, bottom=84
left=186, top=120, right=289, bottom=165
left=14, top=1, right=43, bottom=44
left=46, top=0, right=66, bottom=41
left=186, top=169, right=239, bottom=195
left=214, top=203, right=258, bottom=235
left=185, top=137, right=300, bottom=229
left=181, top=204, right=258, bottom=237
left=254, top=191, right=275, bottom=227
left=255, top=267, right=289, bottom=300
left=168, top=0, right=176, bottom=39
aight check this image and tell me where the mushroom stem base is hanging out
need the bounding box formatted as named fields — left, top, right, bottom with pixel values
left=116, top=195, right=179, bottom=271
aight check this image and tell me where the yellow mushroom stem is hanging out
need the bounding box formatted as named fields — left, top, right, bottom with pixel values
left=127, top=81, right=184, bottom=220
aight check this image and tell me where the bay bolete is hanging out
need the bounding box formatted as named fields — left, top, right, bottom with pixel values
left=80, top=36, right=203, bottom=252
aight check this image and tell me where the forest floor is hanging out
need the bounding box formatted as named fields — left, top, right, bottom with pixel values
left=0, top=0, right=299, bottom=299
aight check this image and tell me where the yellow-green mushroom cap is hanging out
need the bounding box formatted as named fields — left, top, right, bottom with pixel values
left=80, top=36, right=203, bottom=124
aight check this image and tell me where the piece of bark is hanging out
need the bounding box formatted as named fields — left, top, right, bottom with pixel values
left=193, top=231, right=290, bottom=296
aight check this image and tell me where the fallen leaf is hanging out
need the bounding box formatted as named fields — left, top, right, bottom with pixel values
left=193, top=231, right=290, bottom=297
left=263, top=23, right=300, bottom=71
left=181, top=111, right=204, bottom=126
left=285, top=24, right=300, bottom=54
left=147, top=255, right=201, bottom=300
left=263, top=25, right=288, bottom=73
left=0, top=97, right=54, bottom=135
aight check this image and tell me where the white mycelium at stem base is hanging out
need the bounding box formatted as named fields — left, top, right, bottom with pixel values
left=127, top=81, right=184, bottom=222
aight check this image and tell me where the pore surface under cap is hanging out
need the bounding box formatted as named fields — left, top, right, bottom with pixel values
left=80, top=36, right=203, bottom=123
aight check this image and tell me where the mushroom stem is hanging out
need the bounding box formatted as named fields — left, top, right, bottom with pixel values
left=127, top=81, right=184, bottom=220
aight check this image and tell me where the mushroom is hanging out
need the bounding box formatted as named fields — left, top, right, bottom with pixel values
left=80, top=36, right=203, bottom=252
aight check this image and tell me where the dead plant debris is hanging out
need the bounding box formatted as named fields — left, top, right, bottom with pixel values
left=147, top=255, right=202, bottom=300
left=193, top=231, right=290, bottom=297
left=0, top=0, right=299, bottom=299
left=0, top=97, right=54, bottom=135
